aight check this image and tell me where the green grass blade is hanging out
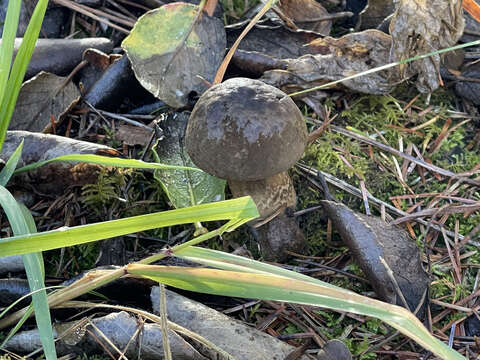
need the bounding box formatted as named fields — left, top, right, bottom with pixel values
left=0, top=0, right=21, bottom=107
left=0, top=197, right=259, bottom=257
left=0, top=186, right=56, bottom=359
left=0, top=139, right=23, bottom=186
left=0, top=0, right=49, bottom=152
left=128, top=264, right=465, bottom=360
left=14, top=154, right=202, bottom=174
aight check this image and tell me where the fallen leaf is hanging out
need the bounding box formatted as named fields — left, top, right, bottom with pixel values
left=262, top=30, right=394, bottom=95
left=122, top=2, right=226, bottom=108
left=153, top=112, right=225, bottom=209
left=10, top=71, right=80, bottom=132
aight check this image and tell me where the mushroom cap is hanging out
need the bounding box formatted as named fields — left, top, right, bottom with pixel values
left=185, top=78, right=307, bottom=181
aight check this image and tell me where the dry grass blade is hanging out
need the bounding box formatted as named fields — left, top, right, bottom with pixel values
left=203, top=0, right=218, bottom=16
left=463, top=0, right=480, bottom=22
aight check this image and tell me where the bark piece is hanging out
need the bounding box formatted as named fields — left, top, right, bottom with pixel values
left=151, top=287, right=311, bottom=360
left=4, top=38, right=114, bottom=80
left=0, top=256, right=24, bottom=275
left=5, top=311, right=206, bottom=359
left=455, top=62, right=480, bottom=105
left=0, top=278, right=29, bottom=306
left=79, top=49, right=120, bottom=94
left=83, top=55, right=156, bottom=111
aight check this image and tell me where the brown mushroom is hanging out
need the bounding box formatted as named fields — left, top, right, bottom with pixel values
left=185, top=77, right=307, bottom=261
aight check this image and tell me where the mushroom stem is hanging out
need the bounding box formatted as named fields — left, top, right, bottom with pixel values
left=228, top=171, right=306, bottom=261
left=228, top=171, right=297, bottom=220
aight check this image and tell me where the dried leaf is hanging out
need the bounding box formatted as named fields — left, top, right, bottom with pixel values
left=389, top=0, right=464, bottom=93
left=262, top=30, right=393, bottom=95
left=321, top=200, right=429, bottom=313
left=122, top=3, right=226, bottom=108
left=116, top=124, right=153, bottom=146
left=10, top=72, right=80, bottom=132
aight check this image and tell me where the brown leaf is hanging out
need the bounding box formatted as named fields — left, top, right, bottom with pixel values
left=261, top=30, right=394, bottom=95
left=10, top=71, right=80, bottom=132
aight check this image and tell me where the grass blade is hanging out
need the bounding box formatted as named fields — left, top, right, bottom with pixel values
left=0, top=0, right=21, bottom=107
left=0, top=186, right=56, bottom=359
left=0, top=0, right=49, bottom=152
left=0, top=139, right=23, bottom=186
left=14, top=153, right=202, bottom=174
left=0, top=197, right=258, bottom=257
left=128, top=264, right=465, bottom=360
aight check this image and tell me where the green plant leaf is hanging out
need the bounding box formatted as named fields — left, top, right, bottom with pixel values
left=14, top=153, right=202, bottom=174
left=152, top=113, right=225, bottom=209
left=0, top=196, right=258, bottom=257
left=128, top=264, right=465, bottom=360
left=0, top=0, right=49, bottom=152
left=0, top=186, right=56, bottom=359
left=0, top=139, right=23, bottom=186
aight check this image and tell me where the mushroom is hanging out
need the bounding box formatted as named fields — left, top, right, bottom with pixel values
left=185, top=77, right=307, bottom=261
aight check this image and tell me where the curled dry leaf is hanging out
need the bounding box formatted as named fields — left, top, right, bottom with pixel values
left=227, top=25, right=321, bottom=60
left=320, top=200, right=430, bottom=314
left=16, top=38, right=113, bottom=80
left=1, top=131, right=120, bottom=193
left=389, top=0, right=464, bottom=93
left=10, top=71, right=80, bottom=133
left=261, top=30, right=393, bottom=95
left=122, top=2, right=226, bottom=108
left=275, top=0, right=332, bottom=34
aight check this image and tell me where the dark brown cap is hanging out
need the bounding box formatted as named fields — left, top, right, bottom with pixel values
left=185, top=78, right=307, bottom=181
